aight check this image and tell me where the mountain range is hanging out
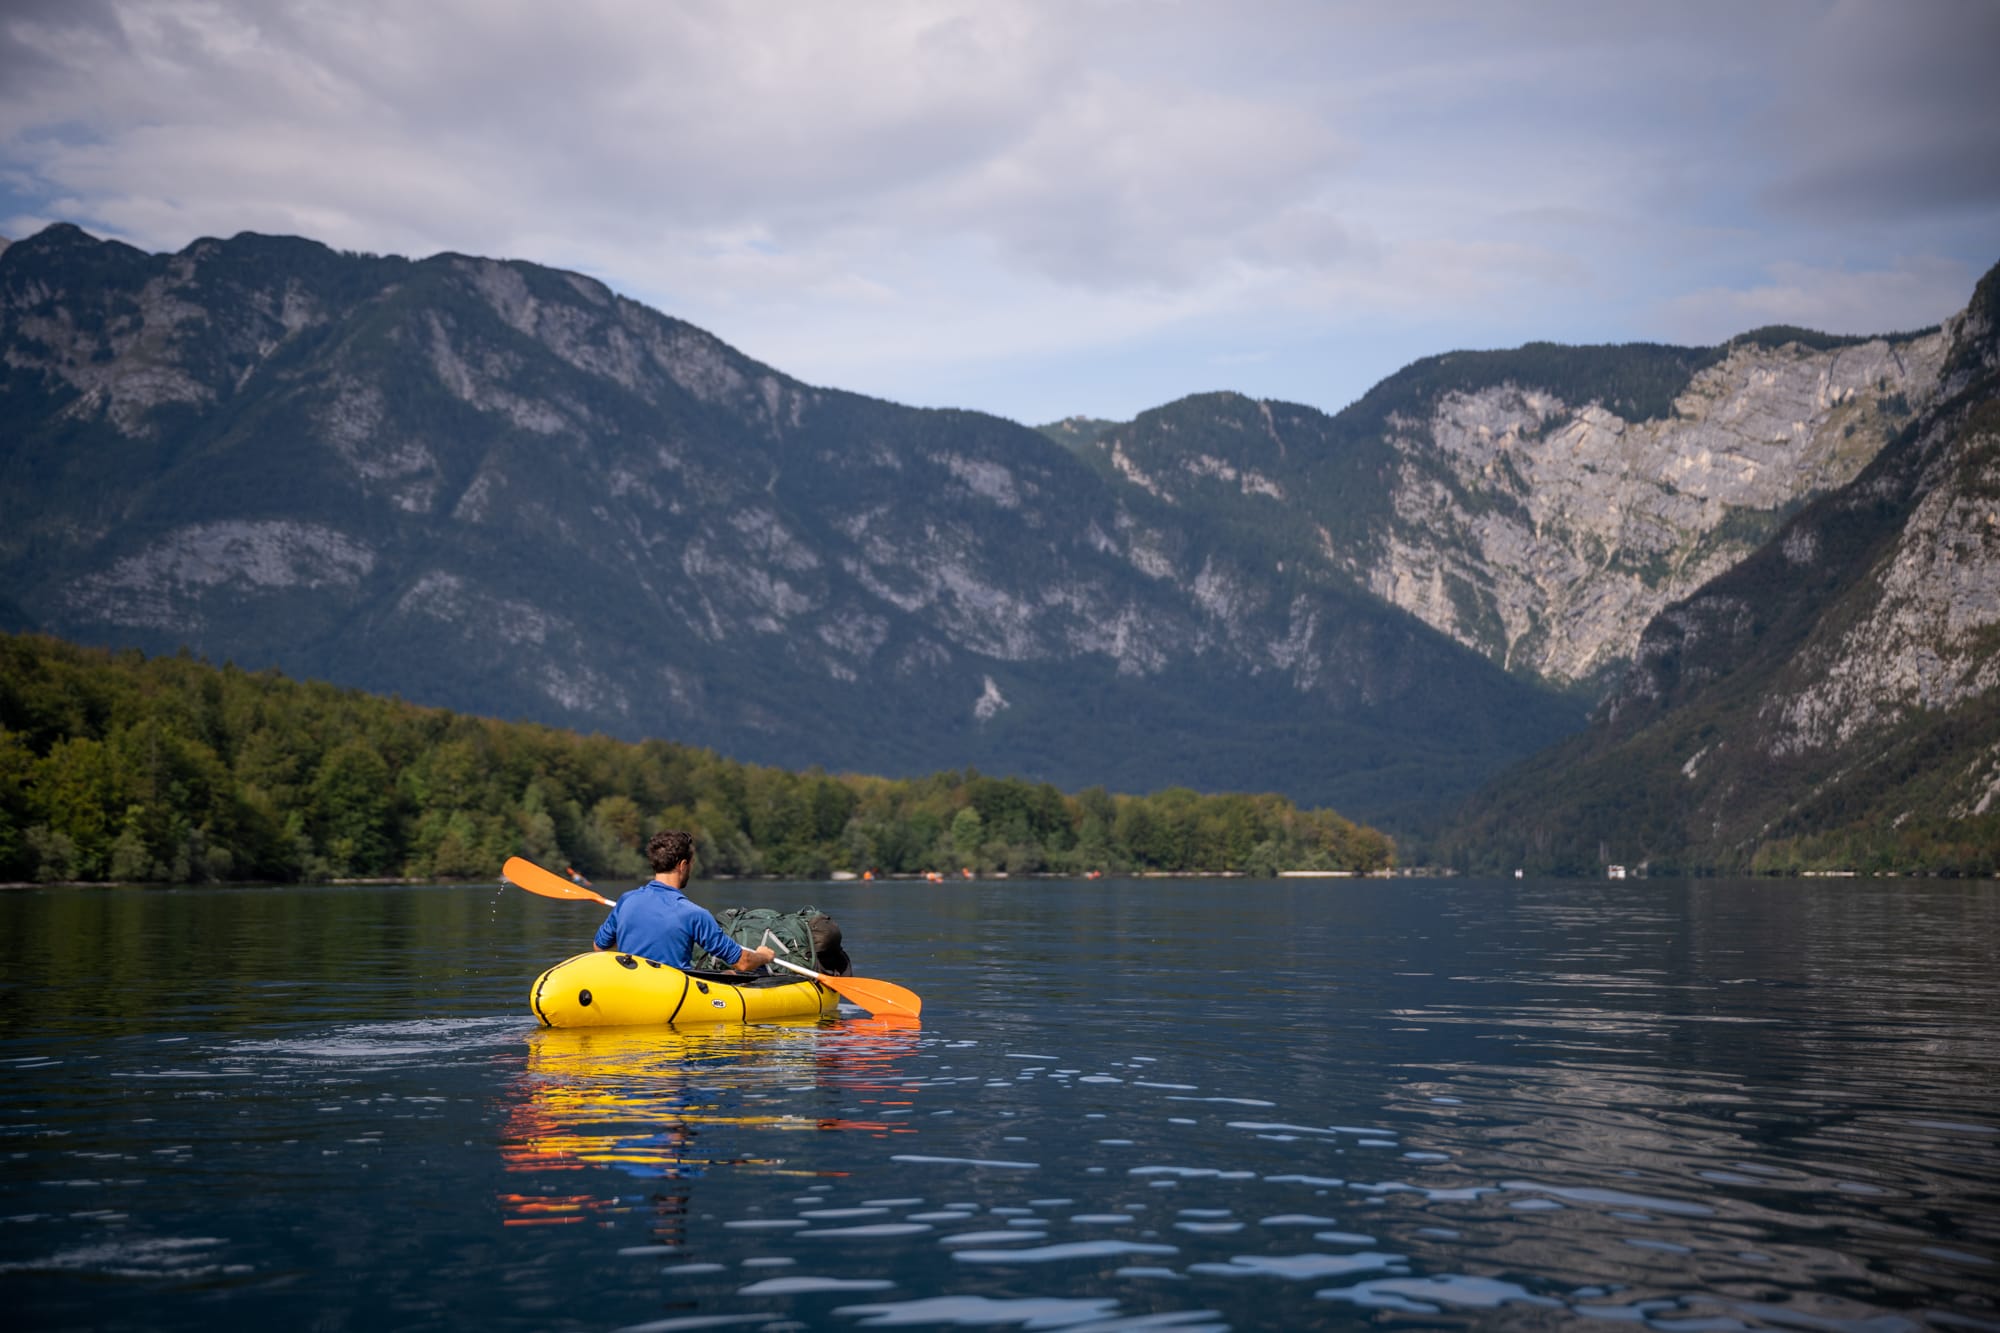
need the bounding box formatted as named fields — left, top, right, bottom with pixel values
left=3, top=222, right=1993, bottom=859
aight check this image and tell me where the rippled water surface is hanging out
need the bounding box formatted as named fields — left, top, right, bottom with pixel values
left=3, top=877, right=1997, bottom=1331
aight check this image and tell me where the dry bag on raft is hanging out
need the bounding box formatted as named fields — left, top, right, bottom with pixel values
left=689, top=906, right=851, bottom=976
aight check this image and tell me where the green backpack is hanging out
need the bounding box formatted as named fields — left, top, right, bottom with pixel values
left=689, top=906, right=849, bottom=976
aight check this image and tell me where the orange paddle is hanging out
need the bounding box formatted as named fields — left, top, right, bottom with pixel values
left=504, top=855, right=613, bottom=906
left=500, top=856, right=923, bottom=1020
left=766, top=955, right=922, bottom=1021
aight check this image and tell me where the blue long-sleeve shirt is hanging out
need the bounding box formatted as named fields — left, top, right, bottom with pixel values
left=594, top=880, right=743, bottom=968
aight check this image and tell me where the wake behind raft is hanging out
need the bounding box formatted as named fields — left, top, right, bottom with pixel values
left=529, top=952, right=838, bottom=1027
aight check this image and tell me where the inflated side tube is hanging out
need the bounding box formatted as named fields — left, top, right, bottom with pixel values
left=529, top=951, right=837, bottom=1028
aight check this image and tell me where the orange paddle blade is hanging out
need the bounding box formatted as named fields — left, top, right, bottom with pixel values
left=824, top=974, right=923, bottom=1021
left=769, top=955, right=922, bottom=1020
left=504, top=856, right=615, bottom=908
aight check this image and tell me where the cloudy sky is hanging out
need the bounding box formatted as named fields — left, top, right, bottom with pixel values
left=3, top=0, right=1996, bottom=425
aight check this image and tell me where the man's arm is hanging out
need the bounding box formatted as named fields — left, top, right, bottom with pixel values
left=732, top=944, right=776, bottom=973
left=688, top=909, right=773, bottom=972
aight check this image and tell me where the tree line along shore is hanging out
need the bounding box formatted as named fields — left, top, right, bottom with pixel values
left=0, top=632, right=1395, bottom=886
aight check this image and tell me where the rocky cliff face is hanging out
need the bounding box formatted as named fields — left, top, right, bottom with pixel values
left=1443, top=261, right=2000, bottom=872
left=1075, top=331, right=1943, bottom=691
left=1759, top=421, right=2000, bottom=766
left=1610, top=282, right=1998, bottom=734
left=1367, top=334, right=1944, bottom=684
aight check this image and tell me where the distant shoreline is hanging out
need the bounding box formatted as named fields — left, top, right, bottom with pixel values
left=15, top=860, right=1424, bottom=880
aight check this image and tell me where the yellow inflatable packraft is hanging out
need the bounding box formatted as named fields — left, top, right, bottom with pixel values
left=529, top=951, right=838, bottom=1028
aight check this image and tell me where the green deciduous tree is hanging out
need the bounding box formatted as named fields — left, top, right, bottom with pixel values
left=312, top=740, right=396, bottom=875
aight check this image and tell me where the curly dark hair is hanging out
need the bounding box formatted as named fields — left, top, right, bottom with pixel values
left=646, top=829, right=695, bottom=874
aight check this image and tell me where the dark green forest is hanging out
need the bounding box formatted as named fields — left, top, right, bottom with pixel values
left=0, top=632, right=1395, bottom=885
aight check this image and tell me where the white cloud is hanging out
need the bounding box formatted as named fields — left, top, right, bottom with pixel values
left=0, top=0, right=1994, bottom=421
left=916, top=71, right=1355, bottom=289
left=1658, top=256, right=1975, bottom=344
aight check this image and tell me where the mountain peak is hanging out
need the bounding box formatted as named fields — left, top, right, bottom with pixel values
left=1034, top=415, right=1125, bottom=448
left=24, top=220, right=103, bottom=249
left=1, top=221, right=152, bottom=274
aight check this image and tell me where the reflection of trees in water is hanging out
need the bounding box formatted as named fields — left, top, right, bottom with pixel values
left=496, top=1019, right=922, bottom=1232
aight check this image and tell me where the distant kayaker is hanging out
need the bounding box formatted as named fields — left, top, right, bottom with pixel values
left=592, top=830, right=777, bottom=973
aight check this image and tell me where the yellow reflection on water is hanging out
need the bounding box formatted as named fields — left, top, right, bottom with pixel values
left=497, top=1017, right=921, bottom=1231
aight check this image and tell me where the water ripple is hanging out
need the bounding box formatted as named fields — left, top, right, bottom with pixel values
left=8, top=876, right=1999, bottom=1331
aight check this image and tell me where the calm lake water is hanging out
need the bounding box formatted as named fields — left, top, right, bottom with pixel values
left=3, top=877, right=1997, bottom=1331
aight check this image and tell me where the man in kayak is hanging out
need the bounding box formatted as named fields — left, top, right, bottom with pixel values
left=593, top=830, right=777, bottom=973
